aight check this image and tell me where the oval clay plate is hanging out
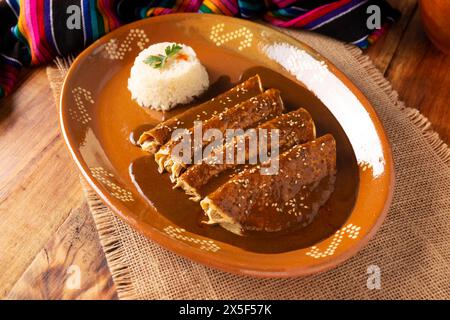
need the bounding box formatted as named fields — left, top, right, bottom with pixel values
left=60, top=14, right=394, bottom=277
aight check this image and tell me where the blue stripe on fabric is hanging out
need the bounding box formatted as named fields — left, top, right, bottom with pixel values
left=89, top=0, right=99, bottom=40
left=6, top=0, right=20, bottom=17
left=303, top=0, right=367, bottom=30
left=43, top=0, right=58, bottom=56
left=238, top=0, right=265, bottom=17
left=82, top=0, right=93, bottom=44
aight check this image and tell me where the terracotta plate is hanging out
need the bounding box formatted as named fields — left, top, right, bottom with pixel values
left=60, top=14, right=394, bottom=277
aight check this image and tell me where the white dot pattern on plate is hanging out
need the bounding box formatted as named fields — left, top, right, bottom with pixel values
left=90, top=167, right=134, bottom=202
left=104, top=29, right=150, bottom=60
left=70, top=87, right=93, bottom=124
left=164, top=226, right=220, bottom=252
left=209, top=23, right=253, bottom=51
left=306, top=223, right=361, bottom=259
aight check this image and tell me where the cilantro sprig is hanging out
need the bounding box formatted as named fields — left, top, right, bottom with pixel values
left=144, top=44, right=183, bottom=69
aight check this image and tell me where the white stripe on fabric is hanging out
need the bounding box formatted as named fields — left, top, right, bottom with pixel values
left=308, top=0, right=369, bottom=31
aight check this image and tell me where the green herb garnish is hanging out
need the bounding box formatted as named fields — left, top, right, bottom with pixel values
left=144, top=44, right=183, bottom=69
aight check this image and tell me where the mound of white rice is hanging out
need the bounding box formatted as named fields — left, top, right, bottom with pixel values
left=128, top=42, right=209, bottom=111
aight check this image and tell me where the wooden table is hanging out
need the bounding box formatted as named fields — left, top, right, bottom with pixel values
left=1, top=0, right=449, bottom=299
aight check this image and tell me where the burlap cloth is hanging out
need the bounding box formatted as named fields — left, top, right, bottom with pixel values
left=49, top=30, right=450, bottom=299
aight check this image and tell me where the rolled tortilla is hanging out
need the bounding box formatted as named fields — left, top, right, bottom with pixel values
left=138, top=75, right=263, bottom=154
left=176, top=108, right=316, bottom=201
left=155, top=89, right=285, bottom=181
left=200, top=134, right=336, bottom=235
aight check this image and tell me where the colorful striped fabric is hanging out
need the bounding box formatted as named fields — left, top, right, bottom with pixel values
left=0, top=0, right=400, bottom=98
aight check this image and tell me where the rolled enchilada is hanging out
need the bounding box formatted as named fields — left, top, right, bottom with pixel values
left=176, top=108, right=317, bottom=201
left=138, top=75, right=263, bottom=154
left=155, top=89, right=285, bottom=181
left=200, top=134, right=337, bottom=235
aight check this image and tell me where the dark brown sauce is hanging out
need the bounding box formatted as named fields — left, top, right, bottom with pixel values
left=134, top=76, right=234, bottom=123
left=129, top=124, right=154, bottom=145
left=129, top=67, right=359, bottom=253
left=243, top=174, right=336, bottom=235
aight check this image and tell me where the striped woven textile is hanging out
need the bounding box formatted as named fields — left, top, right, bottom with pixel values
left=0, top=0, right=400, bottom=98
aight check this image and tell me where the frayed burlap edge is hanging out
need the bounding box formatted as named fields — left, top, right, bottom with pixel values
left=49, top=58, right=139, bottom=300
left=343, top=44, right=450, bottom=166
left=80, top=179, right=138, bottom=300
left=48, top=39, right=450, bottom=300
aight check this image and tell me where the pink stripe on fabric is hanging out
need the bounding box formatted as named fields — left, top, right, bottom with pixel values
left=272, top=0, right=298, bottom=8
left=270, top=0, right=352, bottom=28
left=26, top=0, right=45, bottom=64
left=183, top=0, right=203, bottom=12
left=220, top=0, right=239, bottom=15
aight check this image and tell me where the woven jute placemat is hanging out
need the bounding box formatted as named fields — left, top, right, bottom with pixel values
left=48, top=30, right=450, bottom=299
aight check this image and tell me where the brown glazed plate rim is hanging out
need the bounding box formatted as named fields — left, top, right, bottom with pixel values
left=60, top=13, right=394, bottom=278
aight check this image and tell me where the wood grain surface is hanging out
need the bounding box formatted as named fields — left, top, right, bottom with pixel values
left=0, top=0, right=449, bottom=299
left=7, top=202, right=117, bottom=300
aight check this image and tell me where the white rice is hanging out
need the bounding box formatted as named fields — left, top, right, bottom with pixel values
left=128, top=42, right=209, bottom=111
